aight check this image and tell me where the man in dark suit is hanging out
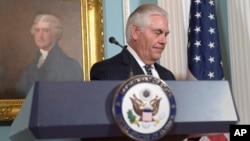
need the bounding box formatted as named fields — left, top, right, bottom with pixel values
left=16, top=14, right=83, bottom=98
left=90, top=4, right=175, bottom=80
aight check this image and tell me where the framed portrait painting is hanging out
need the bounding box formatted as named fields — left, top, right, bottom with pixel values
left=0, top=0, right=103, bottom=122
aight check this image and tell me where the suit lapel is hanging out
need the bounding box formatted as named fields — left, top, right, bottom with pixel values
left=121, top=49, right=144, bottom=75
left=154, top=64, right=162, bottom=78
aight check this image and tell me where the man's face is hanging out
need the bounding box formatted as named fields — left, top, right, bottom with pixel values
left=133, top=15, right=169, bottom=64
left=33, top=21, right=57, bottom=51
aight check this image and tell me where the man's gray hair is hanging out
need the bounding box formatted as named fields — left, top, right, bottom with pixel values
left=125, top=4, right=168, bottom=42
left=30, top=14, right=63, bottom=40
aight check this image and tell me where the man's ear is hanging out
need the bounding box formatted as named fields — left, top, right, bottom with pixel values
left=131, top=25, right=140, bottom=40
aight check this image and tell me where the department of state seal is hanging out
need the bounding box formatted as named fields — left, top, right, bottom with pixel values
left=113, top=75, right=176, bottom=141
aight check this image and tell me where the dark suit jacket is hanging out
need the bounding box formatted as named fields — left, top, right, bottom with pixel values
left=90, top=49, right=175, bottom=80
left=16, top=44, right=83, bottom=98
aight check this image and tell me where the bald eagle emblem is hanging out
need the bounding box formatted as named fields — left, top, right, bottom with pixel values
left=113, top=75, right=176, bottom=140
left=128, top=89, right=162, bottom=127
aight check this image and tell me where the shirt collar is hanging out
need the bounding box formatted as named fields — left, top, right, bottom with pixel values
left=126, top=45, right=155, bottom=69
left=39, top=49, right=49, bottom=60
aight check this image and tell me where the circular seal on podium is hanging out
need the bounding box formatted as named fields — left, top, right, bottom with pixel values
left=113, top=75, right=176, bottom=141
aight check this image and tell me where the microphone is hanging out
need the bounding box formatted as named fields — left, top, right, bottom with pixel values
left=108, top=36, right=134, bottom=78
left=109, top=37, right=124, bottom=48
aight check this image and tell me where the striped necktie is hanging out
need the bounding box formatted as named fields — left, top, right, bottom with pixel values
left=144, top=64, right=152, bottom=75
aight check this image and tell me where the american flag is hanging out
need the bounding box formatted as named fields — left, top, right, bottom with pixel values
left=187, top=0, right=227, bottom=141
left=187, top=0, right=224, bottom=80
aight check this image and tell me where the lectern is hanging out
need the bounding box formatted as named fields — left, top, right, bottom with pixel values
left=9, top=80, right=238, bottom=141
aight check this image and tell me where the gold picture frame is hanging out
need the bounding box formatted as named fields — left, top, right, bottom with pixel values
left=0, top=0, right=104, bottom=122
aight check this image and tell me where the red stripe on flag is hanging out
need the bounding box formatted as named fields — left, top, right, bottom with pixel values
left=207, top=134, right=228, bottom=141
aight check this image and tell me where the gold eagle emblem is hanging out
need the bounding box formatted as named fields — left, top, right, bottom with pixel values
left=130, top=90, right=162, bottom=124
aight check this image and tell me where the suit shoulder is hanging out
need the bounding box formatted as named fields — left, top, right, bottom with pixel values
left=93, top=52, right=124, bottom=66
left=155, top=63, right=176, bottom=80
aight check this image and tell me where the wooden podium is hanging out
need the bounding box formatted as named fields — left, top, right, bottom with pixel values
left=9, top=80, right=238, bottom=141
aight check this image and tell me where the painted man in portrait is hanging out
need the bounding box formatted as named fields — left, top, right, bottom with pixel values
left=15, top=14, right=83, bottom=98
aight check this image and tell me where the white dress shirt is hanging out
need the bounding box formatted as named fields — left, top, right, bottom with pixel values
left=126, top=46, right=160, bottom=78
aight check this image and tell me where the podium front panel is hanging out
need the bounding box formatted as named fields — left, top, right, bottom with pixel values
left=22, top=80, right=238, bottom=139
